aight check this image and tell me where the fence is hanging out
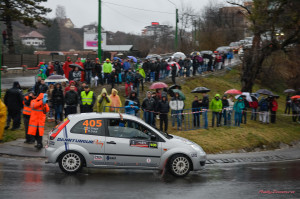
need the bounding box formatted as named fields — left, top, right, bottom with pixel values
left=104, top=106, right=300, bottom=132
left=1, top=54, right=99, bottom=68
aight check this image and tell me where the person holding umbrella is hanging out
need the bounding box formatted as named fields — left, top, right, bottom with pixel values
left=258, top=97, right=269, bottom=124
left=270, top=96, right=278, bottom=123
left=69, top=66, right=81, bottom=82
left=202, top=92, right=209, bottom=129
left=192, top=96, right=202, bottom=128
left=63, top=57, right=73, bottom=80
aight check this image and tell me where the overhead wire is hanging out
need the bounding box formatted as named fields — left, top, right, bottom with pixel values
left=102, top=1, right=175, bottom=15
left=103, top=3, right=146, bottom=25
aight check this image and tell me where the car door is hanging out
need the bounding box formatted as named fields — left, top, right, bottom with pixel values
left=70, top=118, right=106, bottom=166
left=105, top=118, right=162, bottom=168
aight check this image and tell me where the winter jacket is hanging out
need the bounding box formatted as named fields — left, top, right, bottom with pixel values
left=65, top=90, right=78, bottom=106
left=94, top=62, right=102, bottom=75
left=38, top=83, right=48, bottom=95
left=271, top=100, right=278, bottom=112
left=52, top=84, right=64, bottom=106
left=126, top=72, right=134, bottom=84
left=54, top=62, right=64, bottom=75
left=202, top=95, right=209, bottom=109
left=84, top=61, right=94, bottom=71
left=103, top=62, right=112, bottom=73
left=28, top=93, right=49, bottom=136
left=209, top=97, right=223, bottom=112
left=222, top=98, right=229, bottom=108
left=123, top=61, right=131, bottom=71
left=142, top=61, right=150, bottom=72
left=169, top=96, right=184, bottom=111
left=249, top=101, right=258, bottom=109
left=137, top=68, right=146, bottom=78
left=113, top=62, right=121, bottom=73
left=192, top=100, right=201, bottom=112
left=227, top=98, right=234, bottom=110
left=125, top=91, right=140, bottom=107
left=157, top=98, right=170, bottom=114
left=150, top=62, right=156, bottom=72
left=259, top=98, right=269, bottom=111
left=142, top=96, right=156, bottom=111
left=4, top=82, right=23, bottom=112
left=63, top=60, right=73, bottom=79
left=233, top=99, right=245, bottom=113
left=125, top=101, right=139, bottom=115
left=97, top=88, right=111, bottom=112
left=69, top=70, right=81, bottom=82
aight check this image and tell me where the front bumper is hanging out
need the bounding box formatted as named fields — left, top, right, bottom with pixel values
left=191, top=153, right=206, bottom=171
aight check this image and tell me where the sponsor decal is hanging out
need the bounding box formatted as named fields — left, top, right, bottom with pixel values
left=93, top=139, right=104, bottom=148
left=106, top=156, right=116, bottom=161
left=130, top=140, right=158, bottom=149
left=49, top=141, right=55, bottom=146
left=146, top=158, right=151, bottom=163
left=57, top=138, right=94, bottom=144
left=190, top=153, right=197, bottom=158
left=94, top=155, right=103, bottom=161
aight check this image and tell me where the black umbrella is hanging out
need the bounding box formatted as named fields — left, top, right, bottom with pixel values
left=191, top=87, right=211, bottom=93
left=169, top=84, right=181, bottom=90
left=284, top=89, right=295, bottom=93
left=256, top=89, right=273, bottom=95
left=69, top=64, right=84, bottom=71
left=270, top=94, right=280, bottom=99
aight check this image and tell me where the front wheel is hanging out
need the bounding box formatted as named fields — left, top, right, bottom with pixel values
left=59, top=152, right=84, bottom=174
left=168, top=154, right=191, bottom=177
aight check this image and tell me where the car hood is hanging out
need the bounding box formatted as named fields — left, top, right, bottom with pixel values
left=169, top=134, right=195, bottom=145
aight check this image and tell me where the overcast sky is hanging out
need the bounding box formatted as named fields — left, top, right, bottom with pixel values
left=42, top=0, right=227, bottom=34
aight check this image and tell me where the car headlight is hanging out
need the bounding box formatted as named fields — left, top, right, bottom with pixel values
left=191, top=145, right=205, bottom=154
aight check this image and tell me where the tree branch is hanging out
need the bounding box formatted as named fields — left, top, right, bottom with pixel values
left=227, top=1, right=252, bottom=15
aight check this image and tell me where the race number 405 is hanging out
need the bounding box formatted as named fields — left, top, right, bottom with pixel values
left=83, top=120, right=102, bottom=127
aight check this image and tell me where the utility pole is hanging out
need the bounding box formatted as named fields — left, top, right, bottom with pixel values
left=0, top=25, right=2, bottom=98
left=98, top=0, right=102, bottom=62
left=175, top=8, right=178, bottom=51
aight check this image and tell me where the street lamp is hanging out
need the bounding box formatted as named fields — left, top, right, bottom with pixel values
left=167, top=0, right=178, bottom=51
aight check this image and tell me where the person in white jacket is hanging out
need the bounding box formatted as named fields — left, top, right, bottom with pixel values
left=169, top=92, right=184, bottom=130
left=227, top=95, right=235, bottom=125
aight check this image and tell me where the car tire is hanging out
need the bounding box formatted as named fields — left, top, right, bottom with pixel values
left=58, top=151, right=84, bottom=174
left=168, top=154, right=191, bottom=177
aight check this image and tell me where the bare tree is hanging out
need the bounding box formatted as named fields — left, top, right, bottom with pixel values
left=55, top=5, right=66, bottom=21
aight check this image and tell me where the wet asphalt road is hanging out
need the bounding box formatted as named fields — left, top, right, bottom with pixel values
left=0, top=157, right=299, bottom=199
left=1, top=74, right=35, bottom=89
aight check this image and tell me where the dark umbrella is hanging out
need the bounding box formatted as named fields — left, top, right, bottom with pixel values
left=191, top=87, right=210, bottom=93
left=284, top=89, right=295, bottom=93
left=149, top=82, right=168, bottom=89
left=172, top=89, right=186, bottom=100
left=256, top=89, right=273, bottom=95
left=169, top=84, right=181, bottom=90
left=69, top=64, right=84, bottom=71
left=271, top=94, right=280, bottom=99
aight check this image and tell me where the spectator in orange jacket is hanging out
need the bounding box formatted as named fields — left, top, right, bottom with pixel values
left=28, top=93, right=49, bottom=149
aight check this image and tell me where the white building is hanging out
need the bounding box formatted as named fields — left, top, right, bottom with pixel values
left=20, top=31, right=45, bottom=49
left=142, top=22, right=172, bottom=37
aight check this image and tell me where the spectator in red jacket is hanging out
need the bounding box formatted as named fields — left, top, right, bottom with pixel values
left=270, top=97, right=278, bottom=123
left=250, top=98, right=259, bottom=121
left=63, top=57, right=73, bottom=79
left=64, top=80, right=78, bottom=95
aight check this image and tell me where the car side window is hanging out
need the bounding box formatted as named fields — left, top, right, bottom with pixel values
left=71, top=119, right=105, bottom=136
left=107, top=119, right=151, bottom=140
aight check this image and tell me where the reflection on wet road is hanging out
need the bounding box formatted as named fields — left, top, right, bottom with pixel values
left=1, top=75, right=35, bottom=89
left=0, top=157, right=299, bottom=199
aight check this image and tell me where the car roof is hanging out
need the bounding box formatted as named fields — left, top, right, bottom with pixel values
left=67, top=112, right=143, bottom=122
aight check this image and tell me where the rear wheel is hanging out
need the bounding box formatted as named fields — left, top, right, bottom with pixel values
left=59, top=151, right=84, bottom=174
left=168, top=154, right=191, bottom=177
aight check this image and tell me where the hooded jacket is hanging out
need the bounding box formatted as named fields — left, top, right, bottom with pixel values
left=233, top=97, right=245, bottom=113
left=64, top=81, right=78, bottom=94
left=125, top=101, right=139, bottom=115
left=4, top=81, right=23, bottom=112
left=157, top=93, right=169, bottom=114
left=209, top=94, right=223, bottom=112
left=103, top=62, right=113, bottom=73
left=0, top=99, right=7, bottom=140
left=28, top=93, right=49, bottom=136
left=125, top=90, right=140, bottom=107
left=63, top=60, right=73, bottom=79
left=97, top=88, right=111, bottom=112
left=109, top=88, right=122, bottom=111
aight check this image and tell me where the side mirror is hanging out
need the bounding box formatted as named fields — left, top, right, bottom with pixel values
left=150, top=135, right=156, bottom=141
